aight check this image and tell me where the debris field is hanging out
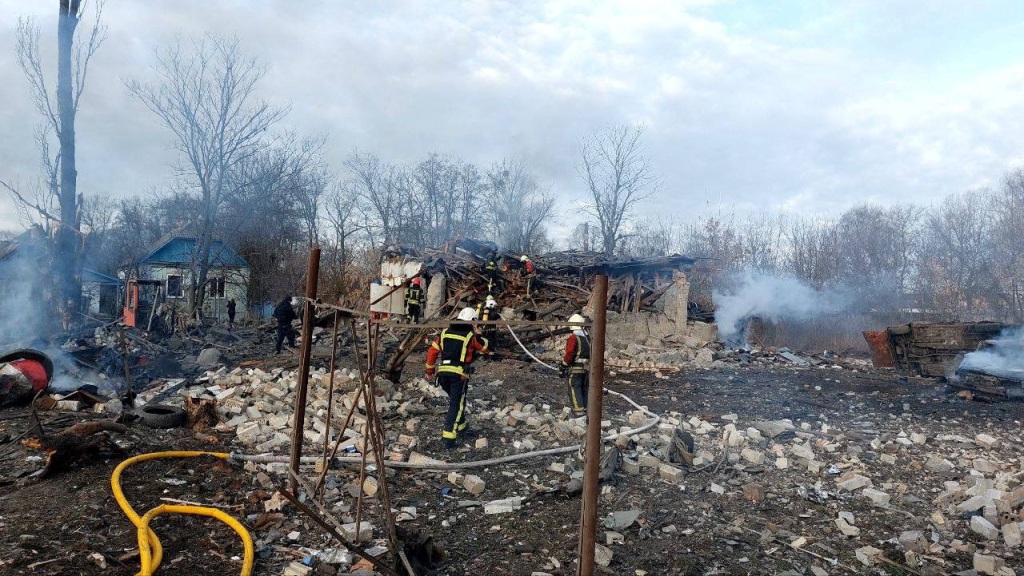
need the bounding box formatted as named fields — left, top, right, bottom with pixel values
left=2, top=339, right=1023, bottom=575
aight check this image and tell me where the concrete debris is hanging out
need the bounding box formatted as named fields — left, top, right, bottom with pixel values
left=854, top=545, right=882, bottom=566
left=973, top=553, right=1006, bottom=575
left=593, top=543, right=613, bottom=567
left=834, top=516, right=860, bottom=537
left=484, top=497, right=523, bottom=515
left=604, top=510, right=641, bottom=530
left=971, top=516, right=1000, bottom=540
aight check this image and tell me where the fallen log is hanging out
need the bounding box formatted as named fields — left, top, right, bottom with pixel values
left=21, top=413, right=128, bottom=478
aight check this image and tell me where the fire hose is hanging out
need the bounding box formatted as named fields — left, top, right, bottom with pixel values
left=110, top=324, right=657, bottom=574
left=111, top=451, right=254, bottom=576
left=232, top=324, right=661, bottom=471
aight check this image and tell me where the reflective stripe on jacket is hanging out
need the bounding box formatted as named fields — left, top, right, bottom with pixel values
left=425, top=326, right=489, bottom=376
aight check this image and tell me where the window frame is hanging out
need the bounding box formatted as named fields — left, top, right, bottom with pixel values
left=209, top=277, right=226, bottom=299
left=166, top=274, right=184, bottom=299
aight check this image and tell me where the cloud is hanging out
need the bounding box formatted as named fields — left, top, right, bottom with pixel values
left=2, top=0, right=1024, bottom=243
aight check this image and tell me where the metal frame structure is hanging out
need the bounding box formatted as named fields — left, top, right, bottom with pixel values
left=283, top=248, right=610, bottom=575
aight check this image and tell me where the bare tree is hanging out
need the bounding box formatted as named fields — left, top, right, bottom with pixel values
left=917, top=191, right=996, bottom=320
left=568, top=222, right=600, bottom=252
left=344, top=151, right=409, bottom=247
left=577, top=123, right=658, bottom=256
left=324, top=182, right=362, bottom=270
left=409, top=154, right=483, bottom=247
left=834, top=204, right=921, bottom=317
left=126, top=35, right=286, bottom=317
left=2, top=1, right=106, bottom=321
left=485, top=158, right=556, bottom=253
left=781, top=216, right=840, bottom=289
left=617, top=217, right=680, bottom=258
left=991, top=169, right=1024, bottom=321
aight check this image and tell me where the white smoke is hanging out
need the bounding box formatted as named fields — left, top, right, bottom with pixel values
left=713, top=272, right=852, bottom=346
left=0, top=242, right=50, bottom=347
left=959, top=328, right=1024, bottom=381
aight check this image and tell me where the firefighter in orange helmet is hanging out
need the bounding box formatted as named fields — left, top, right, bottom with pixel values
left=405, top=277, right=424, bottom=323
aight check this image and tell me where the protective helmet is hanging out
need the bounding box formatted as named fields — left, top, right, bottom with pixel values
left=520, top=255, right=528, bottom=262
left=568, top=313, right=586, bottom=326
left=457, top=307, right=479, bottom=321
left=485, top=295, right=497, bottom=309
left=411, top=278, right=421, bottom=286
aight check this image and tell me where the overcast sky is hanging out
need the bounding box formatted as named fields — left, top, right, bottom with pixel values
left=2, top=0, right=1024, bottom=237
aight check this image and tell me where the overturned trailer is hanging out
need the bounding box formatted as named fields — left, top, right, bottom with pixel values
left=863, top=321, right=1005, bottom=377
left=950, top=329, right=1024, bottom=401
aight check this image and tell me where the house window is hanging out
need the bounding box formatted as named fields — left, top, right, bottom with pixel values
left=209, top=277, right=226, bottom=299
left=166, top=274, right=184, bottom=299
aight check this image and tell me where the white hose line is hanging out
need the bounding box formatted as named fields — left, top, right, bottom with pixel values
left=504, top=322, right=559, bottom=371
left=503, top=322, right=662, bottom=442
left=228, top=325, right=664, bottom=472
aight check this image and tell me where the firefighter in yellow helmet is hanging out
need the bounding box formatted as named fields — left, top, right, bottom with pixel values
left=425, top=307, right=491, bottom=449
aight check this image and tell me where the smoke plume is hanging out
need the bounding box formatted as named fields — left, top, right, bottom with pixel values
left=0, top=244, right=49, bottom=347
left=958, top=328, right=1024, bottom=381
left=713, top=272, right=851, bottom=347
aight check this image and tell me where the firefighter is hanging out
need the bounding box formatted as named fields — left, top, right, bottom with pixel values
left=425, top=307, right=491, bottom=449
left=475, top=295, right=500, bottom=348
left=484, top=250, right=500, bottom=294
left=272, top=296, right=298, bottom=354
left=520, top=255, right=536, bottom=296
left=405, top=277, right=424, bottom=323
left=559, top=313, right=591, bottom=417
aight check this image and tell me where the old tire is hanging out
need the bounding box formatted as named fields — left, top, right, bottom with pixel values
left=137, top=404, right=187, bottom=428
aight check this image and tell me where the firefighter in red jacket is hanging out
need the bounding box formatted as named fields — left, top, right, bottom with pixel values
left=425, top=307, right=491, bottom=449
left=559, top=314, right=591, bottom=416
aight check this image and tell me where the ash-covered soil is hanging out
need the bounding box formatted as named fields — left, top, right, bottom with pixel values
left=1, top=354, right=1022, bottom=575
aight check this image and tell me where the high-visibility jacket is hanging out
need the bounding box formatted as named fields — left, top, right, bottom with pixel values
left=475, top=304, right=499, bottom=323
left=406, top=286, right=424, bottom=306
left=563, top=332, right=591, bottom=374
left=425, top=326, right=489, bottom=377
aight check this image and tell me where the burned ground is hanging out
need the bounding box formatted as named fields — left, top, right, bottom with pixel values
left=1, top=349, right=1022, bottom=575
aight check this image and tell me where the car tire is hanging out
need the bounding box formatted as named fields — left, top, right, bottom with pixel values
left=137, top=404, right=187, bottom=428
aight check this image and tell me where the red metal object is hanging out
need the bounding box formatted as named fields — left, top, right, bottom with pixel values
left=0, top=349, right=54, bottom=406
left=862, top=330, right=894, bottom=368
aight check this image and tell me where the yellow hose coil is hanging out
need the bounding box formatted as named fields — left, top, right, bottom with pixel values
left=111, top=451, right=255, bottom=576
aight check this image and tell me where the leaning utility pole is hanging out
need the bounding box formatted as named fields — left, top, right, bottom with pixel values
left=289, top=247, right=321, bottom=493
left=577, top=274, right=608, bottom=575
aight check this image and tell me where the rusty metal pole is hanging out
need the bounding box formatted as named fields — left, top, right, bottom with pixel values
left=289, top=246, right=321, bottom=493
left=577, top=274, right=607, bottom=576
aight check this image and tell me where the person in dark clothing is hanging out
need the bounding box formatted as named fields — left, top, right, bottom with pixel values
left=559, top=314, right=591, bottom=416
left=272, top=296, right=298, bottom=354
left=425, top=307, right=491, bottom=449
left=484, top=250, right=501, bottom=294
left=405, top=278, right=424, bottom=323
left=226, top=298, right=236, bottom=329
